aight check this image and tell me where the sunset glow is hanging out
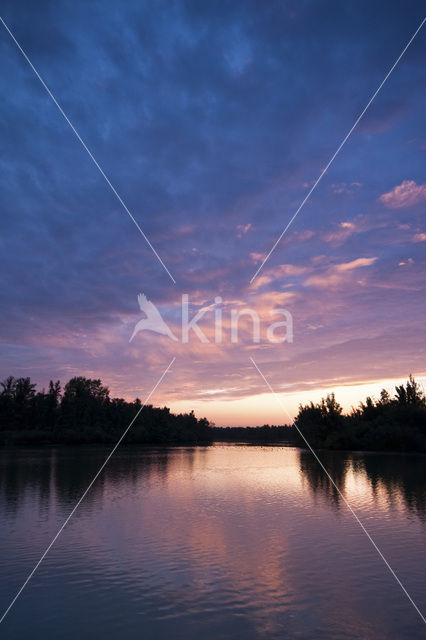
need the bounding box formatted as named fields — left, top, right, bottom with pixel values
left=0, top=1, right=425, bottom=425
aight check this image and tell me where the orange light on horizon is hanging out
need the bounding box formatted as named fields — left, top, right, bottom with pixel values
left=167, top=374, right=426, bottom=426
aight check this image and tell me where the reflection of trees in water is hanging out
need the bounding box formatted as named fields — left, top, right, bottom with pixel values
left=3, top=446, right=425, bottom=524
left=357, top=453, right=426, bottom=520
left=298, top=450, right=350, bottom=508
left=298, top=449, right=426, bottom=521
left=0, top=448, right=54, bottom=517
left=0, top=447, right=198, bottom=517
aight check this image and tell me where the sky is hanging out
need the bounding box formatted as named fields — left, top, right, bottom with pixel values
left=0, top=0, right=425, bottom=426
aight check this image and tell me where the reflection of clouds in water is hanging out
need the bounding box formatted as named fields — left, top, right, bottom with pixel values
left=1, top=445, right=426, bottom=526
left=1, top=446, right=426, bottom=639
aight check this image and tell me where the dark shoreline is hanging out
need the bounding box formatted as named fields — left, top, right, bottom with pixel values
left=1, top=374, right=425, bottom=453
left=2, top=437, right=426, bottom=456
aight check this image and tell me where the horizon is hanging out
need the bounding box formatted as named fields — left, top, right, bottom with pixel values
left=3, top=370, right=425, bottom=429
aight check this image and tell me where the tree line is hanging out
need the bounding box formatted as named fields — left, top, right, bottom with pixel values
left=1, top=374, right=425, bottom=451
left=0, top=375, right=211, bottom=445
left=210, top=377, right=426, bottom=451
left=295, top=375, right=426, bottom=451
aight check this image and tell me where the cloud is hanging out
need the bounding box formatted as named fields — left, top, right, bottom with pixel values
left=323, top=221, right=356, bottom=244
left=236, top=223, right=252, bottom=237
left=304, top=257, right=377, bottom=288
left=412, top=233, right=426, bottom=242
left=335, top=257, right=377, bottom=272
left=0, top=0, right=425, bottom=427
left=250, top=263, right=308, bottom=290
left=293, top=230, right=315, bottom=241
left=379, top=180, right=426, bottom=209
left=331, top=182, right=361, bottom=194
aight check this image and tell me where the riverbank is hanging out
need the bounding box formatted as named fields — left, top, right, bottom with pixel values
left=1, top=374, right=425, bottom=452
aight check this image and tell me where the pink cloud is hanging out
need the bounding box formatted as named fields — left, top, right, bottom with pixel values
left=331, top=182, right=361, bottom=194
left=323, top=221, right=356, bottom=244
left=251, top=263, right=308, bottom=290
left=176, top=224, right=196, bottom=235
left=304, top=257, right=377, bottom=288
left=236, top=223, right=252, bottom=237
left=250, top=252, right=264, bottom=263
left=379, top=180, right=426, bottom=209
left=335, top=257, right=377, bottom=272
left=293, top=229, right=315, bottom=241
left=412, top=233, right=426, bottom=242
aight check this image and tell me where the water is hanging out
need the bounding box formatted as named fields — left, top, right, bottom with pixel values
left=0, top=445, right=425, bottom=639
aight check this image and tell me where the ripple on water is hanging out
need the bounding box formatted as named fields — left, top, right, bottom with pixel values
left=0, top=445, right=425, bottom=639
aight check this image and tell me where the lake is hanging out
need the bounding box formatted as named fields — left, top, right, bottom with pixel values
left=0, top=445, right=425, bottom=639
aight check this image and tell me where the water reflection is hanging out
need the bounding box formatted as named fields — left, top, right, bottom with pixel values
left=356, top=453, right=426, bottom=519
left=1, top=447, right=425, bottom=519
left=298, top=449, right=426, bottom=520
left=0, top=445, right=425, bottom=639
left=0, top=446, right=200, bottom=514
left=298, top=450, right=350, bottom=508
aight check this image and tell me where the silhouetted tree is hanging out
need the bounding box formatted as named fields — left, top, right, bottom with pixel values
left=295, top=393, right=344, bottom=447
left=0, top=374, right=212, bottom=445
left=294, top=377, right=426, bottom=452
left=1, top=374, right=425, bottom=451
left=395, top=375, right=425, bottom=406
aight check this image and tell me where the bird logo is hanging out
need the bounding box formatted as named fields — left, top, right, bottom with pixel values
left=129, top=293, right=178, bottom=342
